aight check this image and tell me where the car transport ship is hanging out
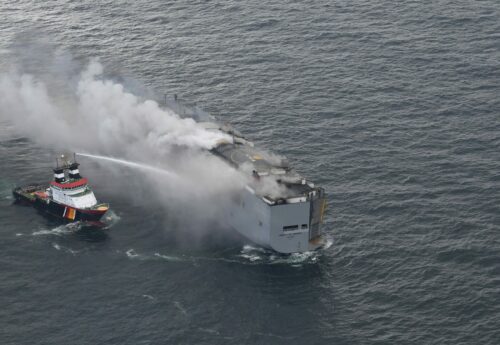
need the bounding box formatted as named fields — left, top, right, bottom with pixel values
left=171, top=100, right=328, bottom=254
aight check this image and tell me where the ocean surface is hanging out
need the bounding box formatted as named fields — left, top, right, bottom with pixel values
left=1, top=1, right=500, bottom=344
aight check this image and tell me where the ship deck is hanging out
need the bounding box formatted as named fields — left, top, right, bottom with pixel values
left=173, top=100, right=320, bottom=202
left=212, top=142, right=316, bottom=200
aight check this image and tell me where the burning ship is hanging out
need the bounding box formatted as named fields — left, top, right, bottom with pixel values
left=172, top=101, right=328, bottom=254
left=13, top=154, right=109, bottom=222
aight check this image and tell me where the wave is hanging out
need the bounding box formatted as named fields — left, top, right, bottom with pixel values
left=124, top=243, right=331, bottom=266
left=51, top=242, right=79, bottom=255
left=32, top=222, right=82, bottom=236
left=100, top=210, right=121, bottom=228
left=238, top=244, right=326, bottom=266
left=30, top=209, right=120, bottom=237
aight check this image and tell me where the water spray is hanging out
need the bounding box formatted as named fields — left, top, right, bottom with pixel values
left=76, top=152, right=177, bottom=179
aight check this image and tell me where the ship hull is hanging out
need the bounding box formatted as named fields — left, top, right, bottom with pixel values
left=227, top=188, right=327, bottom=254
left=13, top=188, right=108, bottom=222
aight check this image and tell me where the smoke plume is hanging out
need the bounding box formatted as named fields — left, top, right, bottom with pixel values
left=0, top=55, right=250, bottom=241
left=0, top=59, right=231, bottom=153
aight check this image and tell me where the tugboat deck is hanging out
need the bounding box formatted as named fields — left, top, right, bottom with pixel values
left=13, top=185, right=48, bottom=201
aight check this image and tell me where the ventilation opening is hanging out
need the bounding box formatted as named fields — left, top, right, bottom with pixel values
left=283, top=225, right=299, bottom=232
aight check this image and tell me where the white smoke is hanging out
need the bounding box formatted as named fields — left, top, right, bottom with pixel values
left=0, top=59, right=231, bottom=154
left=0, top=57, right=250, bottom=240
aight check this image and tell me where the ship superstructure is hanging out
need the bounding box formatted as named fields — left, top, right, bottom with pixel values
left=172, top=101, right=328, bottom=253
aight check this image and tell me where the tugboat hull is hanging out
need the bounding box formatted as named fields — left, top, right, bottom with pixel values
left=13, top=186, right=108, bottom=222
left=39, top=198, right=108, bottom=222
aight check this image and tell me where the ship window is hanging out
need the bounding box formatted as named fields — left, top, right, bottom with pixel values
left=301, top=224, right=308, bottom=229
left=283, top=225, right=299, bottom=232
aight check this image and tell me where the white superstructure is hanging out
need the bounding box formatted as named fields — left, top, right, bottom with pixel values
left=50, top=156, right=100, bottom=210
left=50, top=184, right=98, bottom=209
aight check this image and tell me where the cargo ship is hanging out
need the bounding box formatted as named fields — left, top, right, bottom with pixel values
left=171, top=100, right=328, bottom=253
left=13, top=153, right=109, bottom=222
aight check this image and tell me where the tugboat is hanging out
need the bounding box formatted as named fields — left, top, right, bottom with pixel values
left=13, top=153, right=109, bottom=222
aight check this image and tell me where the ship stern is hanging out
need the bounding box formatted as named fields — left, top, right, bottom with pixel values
left=269, top=189, right=327, bottom=253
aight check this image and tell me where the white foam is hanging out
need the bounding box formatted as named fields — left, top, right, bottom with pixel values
left=126, top=245, right=322, bottom=266
left=50, top=242, right=79, bottom=255
left=241, top=244, right=267, bottom=253
left=269, top=251, right=319, bottom=265
left=322, top=236, right=334, bottom=250
left=126, top=248, right=139, bottom=258
left=238, top=244, right=321, bottom=265
left=32, top=223, right=78, bottom=236
left=173, top=301, right=188, bottom=315
left=153, top=252, right=185, bottom=262
left=239, top=253, right=262, bottom=262
left=101, top=210, right=121, bottom=228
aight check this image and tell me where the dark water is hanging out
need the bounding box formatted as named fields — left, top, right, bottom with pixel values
left=1, top=1, right=500, bottom=344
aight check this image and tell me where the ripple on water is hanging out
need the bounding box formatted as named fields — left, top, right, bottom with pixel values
left=1, top=1, right=500, bottom=344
